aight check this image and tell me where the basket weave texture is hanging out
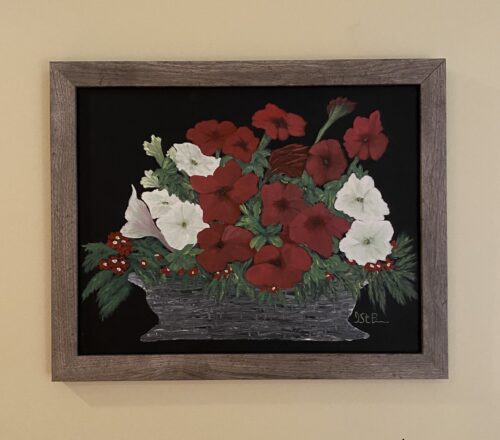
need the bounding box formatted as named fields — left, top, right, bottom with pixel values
left=128, top=273, right=369, bottom=342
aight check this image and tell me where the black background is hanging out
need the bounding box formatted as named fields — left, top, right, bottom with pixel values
left=77, top=85, right=421, bottom=355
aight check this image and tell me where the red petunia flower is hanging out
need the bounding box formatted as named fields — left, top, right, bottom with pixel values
left=268, top=143, right=309, bottom=178
left=190, top=160, right=259, bottom=224
left=186, top=120, right=237, bottom=156
left=343, top=110, right=389, bottom=160
left=252, top=103, right=306, bottom=141
left=245, top=243, right=312, bottom=289
left=261, top=182, right=307, bottom=226
left=305, top=139, right=348, bottom=186
left=222, top=126, right=259, bottom=162
left=196, top=224, right=254, bottom=273
left=289, top=203, right=351, bottom=257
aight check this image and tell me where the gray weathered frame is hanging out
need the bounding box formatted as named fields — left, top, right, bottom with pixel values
left=51, top=59, right=447, bottom=381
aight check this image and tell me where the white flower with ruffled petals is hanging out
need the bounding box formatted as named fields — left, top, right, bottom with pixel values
left=141, top=189, right=182, bottom=219
left=156, top=201, right=208, bottom=250
left=334, top=174, right=389, bottom=221
left=339, top=220, right=394, bottom=265
left=167, top=142, right=220, bottom=177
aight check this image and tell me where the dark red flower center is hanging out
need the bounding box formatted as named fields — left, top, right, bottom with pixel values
left=235, top=139, right=249, bottom=151
left=216, top=240, right=225, bottom=249
left=321, top=155, right=330, bottom=166
left=209, top=130, right=223, bottom=141
left=272, top=117, right=288, bottom=128
left=270, top=257, right=283, bottom=267
left=216, top=186, right=230, bottom=198
left=305, top=215, right=326, bottom=230
left=274, top=198, right=290, bottom=211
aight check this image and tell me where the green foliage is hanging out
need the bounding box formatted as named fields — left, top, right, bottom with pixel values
left=154, top=156, right=197, bottom=202
left=238, top=197, right=282, bottom=250
left=94, top=275, right=132, bottom=319
left=82, top=270, right=114, bottom=300
left=207, top=259, right=257, bottom=301
left=164, top=244, right=201, bottom=271
left=82, top=270, right=131, bottom=319
left=82, top=243, right=115, bottom=272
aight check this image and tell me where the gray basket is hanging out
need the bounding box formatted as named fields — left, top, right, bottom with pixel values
left=129, top=273, right=368, bottom=343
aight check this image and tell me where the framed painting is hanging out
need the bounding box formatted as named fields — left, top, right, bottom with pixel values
left=51, top=59, right=447, bottom=380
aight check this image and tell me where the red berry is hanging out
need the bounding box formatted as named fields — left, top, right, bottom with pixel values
left=188, top=267, right=199, bottom=277
left=154, top=253, right=163, bottom=261
left=213, top=271, right=222, bottom=280
left=177, top=268, right=185, bottom=276
left=140, top=259, right=148, bottom=268
left=160, top=266, right=171, bottom=276
left=325, top=272, right=335, bottom=280
left=98, top=258, right=110, bottom=270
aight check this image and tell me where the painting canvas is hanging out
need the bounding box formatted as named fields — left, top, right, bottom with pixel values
left=78, top=85, right=421, bottom=355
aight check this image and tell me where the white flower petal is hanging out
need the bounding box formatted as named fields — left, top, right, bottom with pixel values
left=167, top=142, right=220, bottom=177
left=156, top=200, right=208, bottom=250
left=334, top=174, right=389, bottom=221
left=142, top=189, right=182, bottom=219
left=120, top=185, right=170, bottom=248
left=339, top=220, right=394, bottom=265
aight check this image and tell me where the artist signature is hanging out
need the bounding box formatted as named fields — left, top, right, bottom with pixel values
left=352, top=311, right=389, bottom=324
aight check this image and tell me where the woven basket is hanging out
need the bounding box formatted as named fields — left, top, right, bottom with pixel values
left=129, top=273, right=368, bottom=342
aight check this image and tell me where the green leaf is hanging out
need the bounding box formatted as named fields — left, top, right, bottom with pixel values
left=82, top=243, right=115, bottom=272
left=250, top=235, right=267, bottom=250
left=155, top=157, right=197, bottom=202
left=96, top=277, right=132, bottom=320
left=82, top=270, right=114, bottom=300
left=268, top=236, right=283, bottom=247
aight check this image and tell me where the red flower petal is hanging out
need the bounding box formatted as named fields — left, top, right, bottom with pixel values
left=186, top=120, right=237, bottom=155
left=368, top=133, right=388, bottom=160
left=305, top=140, right=347, bottom=186
left=222, top=127, right=259, bottom=163
left=343, top=111, right=388, bottom=161
left=281, top=243, right=312, bottom=272
left=198, top=193, right=241, bottom=224
left=228, top=172, right=259, bottom=204
left=252, top=103, right=306, bottom=141
left=268, top=143, right=308, bottom=177
left=261, top=182, right=307, bottom=226
left=245, top=263, right=283, bottom=289
left=289, top=203, right=350, bottom=257
left=196, top=224, right=254, bottom=272
left=245, top=244, right=311, bottom=289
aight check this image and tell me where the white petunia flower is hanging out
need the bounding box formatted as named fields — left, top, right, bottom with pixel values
left=156, top=201, right=208, bottom=250
left=120, top=185, right=170, bottom=248
left=167, top=142, right=220, bottom=177
left=140, top=170, right=160, bottom=189
left=339, top=220, right=394, bottom=266
left=142, top=189, right=182, bottom=219
left=334, top=174, right=389, bottom=221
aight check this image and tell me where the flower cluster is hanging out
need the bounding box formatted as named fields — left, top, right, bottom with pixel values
left=83, top=97, right=417, bottom=319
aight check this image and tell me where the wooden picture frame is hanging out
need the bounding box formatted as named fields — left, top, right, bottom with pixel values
left=51, top=59, right=447, bottom=381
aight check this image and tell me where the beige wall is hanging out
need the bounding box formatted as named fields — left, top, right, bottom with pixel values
left=1, top=0, right=499, bottom=438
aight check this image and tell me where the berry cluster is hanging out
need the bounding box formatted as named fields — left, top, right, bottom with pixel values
left=99, top=255, right=129, bottom=276
left=107, top=232, right=132, bottom=256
